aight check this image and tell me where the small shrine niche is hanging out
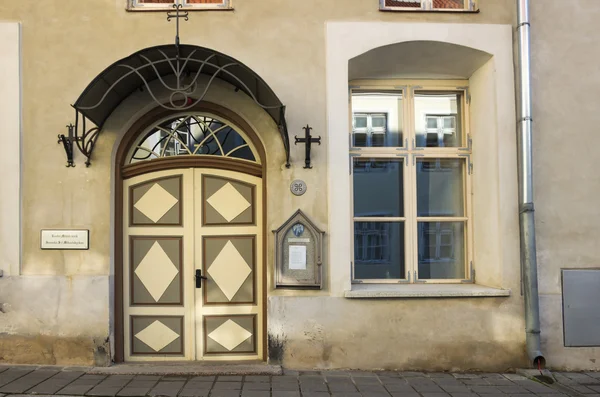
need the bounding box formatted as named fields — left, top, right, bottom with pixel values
left=273, top=210, right=324, bottom=289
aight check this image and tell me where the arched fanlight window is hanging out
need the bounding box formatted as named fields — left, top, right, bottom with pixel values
left=127, top=113, right=259, bottom=164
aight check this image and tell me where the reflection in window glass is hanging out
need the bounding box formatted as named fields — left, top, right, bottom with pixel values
left=354, top=222, right=405, bottom=280
left=418, top=222, right=465, bottom=279
left=351, top=91, right=403, bottom=147
left=416, top=158, right=464, bottom=217
left=129, top=115, right=256, bottom=164
left=415, top=92, right=463, bottom=148
left=353, top=158, right=404, bottom=218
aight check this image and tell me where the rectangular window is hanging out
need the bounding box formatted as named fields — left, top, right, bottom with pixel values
left=380, top=0, right=478, bottom=11
left=129, top=0, right=231, bottom=11
left=350, top=83, right=472, bottom=283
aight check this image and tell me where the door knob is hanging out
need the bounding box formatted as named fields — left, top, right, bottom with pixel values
left=195, top=269, right=207, bottom=288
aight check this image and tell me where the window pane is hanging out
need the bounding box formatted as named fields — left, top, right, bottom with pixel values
left=415, top=92, right=463, bottom=148
left=418, top=222, right=465, bottom=279
left=416, top=158, right=464, bottom=217
left=353, top=158, right=404, bottom=217
left=354, top=222, right=405, bottom=279
left=351, top=91, right=403, bottom=147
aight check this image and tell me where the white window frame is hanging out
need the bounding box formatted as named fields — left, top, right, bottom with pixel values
left=128, top=0, right=232, bottom=11
left=350, top=80, right=473, bottom=284
left=379, top=0, right=478, bottom=12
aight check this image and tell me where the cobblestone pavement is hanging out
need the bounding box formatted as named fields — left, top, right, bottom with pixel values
left=0, top=366, right=599, bottom=397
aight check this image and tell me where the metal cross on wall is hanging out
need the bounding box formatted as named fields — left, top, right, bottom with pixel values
left=294, top=125, right=321, bottom=169
left=167, top=1, right=189, bottom=48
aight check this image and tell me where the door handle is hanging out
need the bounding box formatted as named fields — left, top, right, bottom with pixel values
left=195, top=269, right=207, bottom=288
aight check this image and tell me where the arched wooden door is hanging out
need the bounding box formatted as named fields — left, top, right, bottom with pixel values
left=116, top=109, right=266, bottom=362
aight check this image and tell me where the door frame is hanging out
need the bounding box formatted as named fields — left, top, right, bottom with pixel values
left=114, top=102, right=268, bottom=363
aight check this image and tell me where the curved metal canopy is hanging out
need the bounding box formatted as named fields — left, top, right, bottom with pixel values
left=72, top=44, right=290, bottom=166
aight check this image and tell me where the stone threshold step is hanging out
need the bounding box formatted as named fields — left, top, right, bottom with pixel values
left=87, top=361, right=282, bottom=376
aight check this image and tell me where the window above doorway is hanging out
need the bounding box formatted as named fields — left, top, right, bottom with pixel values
left=379, top=0, right=478, bottom=12
left=128, top=0, right=232, bottom=11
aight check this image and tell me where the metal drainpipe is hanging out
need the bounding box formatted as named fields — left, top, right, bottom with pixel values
left=517, top=0, right=545, bottom=368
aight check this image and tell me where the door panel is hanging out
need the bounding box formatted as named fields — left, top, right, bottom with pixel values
left=194, top=169, right=263, bottom=360
left=123, top=167, right=263, bottom=362
left=123, top=169, right=195, bottom=361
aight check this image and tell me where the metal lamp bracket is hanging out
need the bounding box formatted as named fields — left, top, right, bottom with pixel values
left=57, top=110, right=101, bottom=167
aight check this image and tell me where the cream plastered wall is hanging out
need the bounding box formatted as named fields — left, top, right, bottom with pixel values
left=0, top=0, right=536, bottom=368
left=265, top=21, right=531, bottom=370
left=530, top=1, right=600, bottom=370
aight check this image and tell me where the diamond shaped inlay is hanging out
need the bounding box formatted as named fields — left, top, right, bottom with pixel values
left=208, top=241, right=251, bottom=301
left=134, top=183, right=178, bottom=223
left=208, top=319, right=252, bottom=351
left=135, top=320, right=179, bottom=352
left=206, top=182, right=251, bottom=222
left=135, top=241, right=179, bottom=302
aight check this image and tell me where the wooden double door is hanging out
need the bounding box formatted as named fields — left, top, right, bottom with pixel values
left=122, top=168, right=263, bottom=361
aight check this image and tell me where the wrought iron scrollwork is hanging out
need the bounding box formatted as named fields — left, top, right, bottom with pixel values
left=57, top=110, right=101, bottom=167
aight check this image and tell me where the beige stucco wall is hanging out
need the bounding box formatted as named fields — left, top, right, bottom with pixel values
left=530, top=0, right=600, bottom=370
left=0, top=0, right=598, bottom=370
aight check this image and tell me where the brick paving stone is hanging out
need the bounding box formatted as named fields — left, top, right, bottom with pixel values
left=0, top=369, right=59, bottom=393
left=586, top=373, right=600, bottom=379
left=590, top=386, right=600, bottom=392
left=148, top=381, right=186, bottom=397
left=133, top=376, right=162, bottom=381
left=331, top=393, right=361, bottom=397
left=283, top=370, right=300, bottom=376
left=272, top=376, right=298, bottom=383
left=210, top=391, right=242, bottom=397
left=182, top=381, right=212, bottom=389
left=384, top=383, right=416, bottom=392
left=506, top=394, right=535, bottom=397
left=325, top=371, right=351, bottom=378
left=430, top=374, right=456, bottom=379
left=86, top=386, right=124, bottom=396
left=327, top=381, right=357, bottom=392
left=271, top=392, right=301, bottom=397
left=462, top=379, right=491, bottom=386
left=354, top=377, right=382, bottom=385
left=300, top=393, right=329, bottom=397
left=218, top=376, right=243, bottom=382
left=448, top=393, right=478, bottom=397
left=350, top=371, right=378, bottom=378
left=57, top=377, right=105, bottom=396
left=357, top=384, right=388, bottom=393
left=440, top=385, right=471, bottom=393
left=564, top=385, right=598, bottom=394
left=381, top=378, right=410, bottom=385
left=502, top=375, right=528, bottom=381
left=454, top=375, right=482, bottom=380
left=0, top=368, right=34, bottom=388
left=495, top=386, right=530, bottom=394
left=178, top=389, right=210, bottom=397
left=0, top=366, right=11, bottom=374
left=190, top=376, right=215, bottom=382
left=300, top=384, right=328, bottom=392
left=484, top=379, right=515, bottom=386
left=242, top=382, right=270, bottom=391
left=244, top=376, right=270, bottom=382
left=271, top=382, right=299, bottom=391
left=399, top=372, right=426, bottom=377
left=413, top=384, right=445, bottom=393
left=377, top=372, right=402, bottom=378
left=117, top=387, right=152, bottom=396
left=26, top=371, right=85, bottom=394
left=299, top=371, right=323, bottom=377
left=241, top=391, right=271, bottom=397
left=162, top=377, right=189, bottom=381
left=389, top=393, right=420, bottom=397
left=468, top=386, right=502, bottom=394
left=213, top=382, right=242, bottom=390
left=421, top=393, right=451, bottom=397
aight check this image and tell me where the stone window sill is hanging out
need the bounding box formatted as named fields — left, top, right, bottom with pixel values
left=344, top=283, right=510, bottom=299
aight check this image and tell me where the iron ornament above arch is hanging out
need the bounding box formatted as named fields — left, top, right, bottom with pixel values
left=68, top=44, right=290, bottom=167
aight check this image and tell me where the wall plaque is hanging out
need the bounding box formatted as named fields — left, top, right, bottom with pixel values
left=273, top=210, right=324, bottom=289
left=41, top=230, right=89, bottom=250
left=290, top=180, right=307, bottom=196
